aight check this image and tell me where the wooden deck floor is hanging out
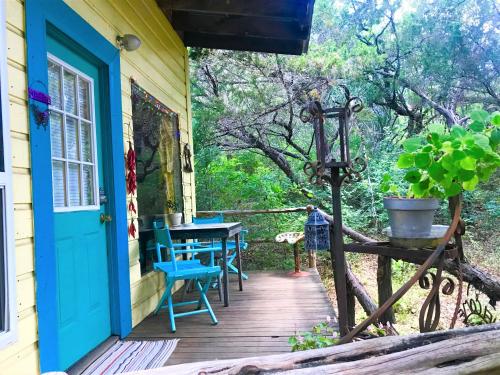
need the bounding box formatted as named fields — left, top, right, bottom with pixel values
left=127, top=270, right=337, bottom=366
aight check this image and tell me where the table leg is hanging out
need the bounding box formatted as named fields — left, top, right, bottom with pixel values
left=235, top=233, right=243, bottom=291
left=222, top=237, right=229, bottom=307
left=181, top=239, right=188, bottom=260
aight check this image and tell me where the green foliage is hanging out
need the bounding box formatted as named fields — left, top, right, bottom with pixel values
left=165, top=199, right=178, bottom=213
left=191, top=0, right=500, bottom=278
left=288, top=321, right=391, bottom=352
left=195, top=152, right=307, bottom=240
left=392, top=260, right=417, bottom=285
left=288, top=320, right=339, bottom=351
left=384, top=111, right=500, bottom=198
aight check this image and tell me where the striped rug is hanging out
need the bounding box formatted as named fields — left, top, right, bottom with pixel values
left=81, top=340, right=179, bottom=375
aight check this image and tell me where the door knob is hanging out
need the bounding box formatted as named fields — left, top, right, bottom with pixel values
left=100, top=213, right=113, bottom=224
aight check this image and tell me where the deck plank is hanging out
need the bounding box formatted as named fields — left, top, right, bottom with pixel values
left=127, top=270, right=337, bottom=365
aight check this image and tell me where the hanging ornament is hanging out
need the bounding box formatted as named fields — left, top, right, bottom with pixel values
left=183, top=143, right=194, bottom=173
left=128, top=218, right=137, bottom=239
left=126, top=141, right=137, bottom=194
left=125, top=127, right=138, bottom=237
left=128, top=199, right=137, bottom=214
left=28, top=82, right=52, bottom=130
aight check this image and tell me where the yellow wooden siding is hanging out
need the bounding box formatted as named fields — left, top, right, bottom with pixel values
left=1, top=0, right=194, bottom=372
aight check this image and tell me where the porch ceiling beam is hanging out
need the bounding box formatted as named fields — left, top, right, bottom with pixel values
left=182, top=33, right=306, bottom=55
left=159, top=0, right=310, bottom=19
left=171, top=12, right=310, bottom=40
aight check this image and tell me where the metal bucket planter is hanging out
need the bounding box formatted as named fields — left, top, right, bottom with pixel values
left=383, top=197, right=439, bottom=238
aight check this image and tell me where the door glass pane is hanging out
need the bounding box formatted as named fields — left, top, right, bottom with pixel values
left=66, top=117, right=79, bottom=160
left=50, top=112, right=64, bottom=158
left=63, top=70, right=77, bottom=115
left=48, top=57, right=98, bottom=210
left=82, top=165, right=95, bottom=206
left=80, top=121, right=92, bottom=162
left=48, top=61, right=62, bottom=110
left=68, top=163, right=81, bottom=206
left=78, top=78, right=91, bottom=120
left=52, top=161, right=66, bottom=207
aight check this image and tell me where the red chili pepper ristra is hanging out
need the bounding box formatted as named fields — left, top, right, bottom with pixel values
left=126, top=141, right=138, bottom=232
left=126, top=141, right=137, bottom=195
left=128, top=200, right=137, bottom=214
left=128, top=219, right=137, bottom=239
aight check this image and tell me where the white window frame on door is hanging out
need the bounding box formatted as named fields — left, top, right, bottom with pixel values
left=47, top=53, right=100, bottom=213
left=0, top=3, right=18, bottom=349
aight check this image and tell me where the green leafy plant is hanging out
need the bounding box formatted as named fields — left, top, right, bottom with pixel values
left=288, top=319, right=339, bottom=351
left=288, top=320, right=394, bottom=352
left=165, top=199, right=178, bottom=213
left=381, top=110, right=500, bottom=198
left=366, top=323, right=392, bottom=337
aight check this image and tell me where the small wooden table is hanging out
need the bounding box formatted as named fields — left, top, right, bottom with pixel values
left=140, top=222, right=244, bottom=307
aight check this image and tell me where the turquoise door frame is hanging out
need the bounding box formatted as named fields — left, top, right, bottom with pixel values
left=25, top=0, right=132, bottom=371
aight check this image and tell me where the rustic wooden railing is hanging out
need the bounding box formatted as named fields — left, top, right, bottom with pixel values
left=197, top=206, right=500, bottom=334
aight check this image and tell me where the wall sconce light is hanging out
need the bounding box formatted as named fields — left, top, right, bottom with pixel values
left=116, top=34, right=142, bottom=51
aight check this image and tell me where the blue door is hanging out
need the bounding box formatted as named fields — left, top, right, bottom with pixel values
left=47, top=35, right=111, bottom=369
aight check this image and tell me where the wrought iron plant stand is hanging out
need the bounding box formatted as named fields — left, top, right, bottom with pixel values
left=300, top=86, right=466, bottom=341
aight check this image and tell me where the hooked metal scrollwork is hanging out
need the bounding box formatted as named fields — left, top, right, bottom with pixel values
left=303, top=161, right=326, bottom=185
left=459, top=284, right=497, bottom=326
left=300, top=86, right=366, bottom=187
left=418, top=263, right=457, bottom=332
left=342, top=157, right=367, bottom=184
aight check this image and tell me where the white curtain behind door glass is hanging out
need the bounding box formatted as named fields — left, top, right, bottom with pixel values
left=48, top=61, right=62, bottom=110
left=50, top=112, right=64, bottom=158
left=63, top=70, right=77, bottom=115
left=52, top=161, right=66, bottom=207
left=78, top=78, right=90, bottom=120
left=48, top=57, right=97, bottom=209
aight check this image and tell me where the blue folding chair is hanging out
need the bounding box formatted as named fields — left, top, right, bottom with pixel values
left=193, top=214, right=249, bottom=280
left=153, top=225, right=221, bottom=332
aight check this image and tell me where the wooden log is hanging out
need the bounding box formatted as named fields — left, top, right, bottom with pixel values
left=139, top=323, right=500, bottom=374
left=346, top=264, right=377, bottom=317
left=444, top=261, right=500, bottom=304
left=310, top=206, right=375, bottom=243
left=346, top=276, right=356, bottom=328
left=377, top=255, right=395, bottom=324
left=197, top=207, right=308, bottom=216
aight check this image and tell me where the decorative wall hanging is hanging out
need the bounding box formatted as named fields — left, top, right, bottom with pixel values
left=126, top=123, right=138, bottom=238
left=130, top=79, right=184, bottom=219
left=183, top=144, right=193, bottom=173
left=130, top=78, right=175, bottom=116
left=28, top=82, right=51, bottom=129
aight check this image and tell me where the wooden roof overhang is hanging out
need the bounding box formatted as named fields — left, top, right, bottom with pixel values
left=158, top=0, right=316, bottom=55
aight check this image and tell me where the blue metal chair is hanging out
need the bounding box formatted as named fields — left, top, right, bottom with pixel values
left=193, top=214, right=249, bottom=280
left=152, top=224, right=221, bottom=332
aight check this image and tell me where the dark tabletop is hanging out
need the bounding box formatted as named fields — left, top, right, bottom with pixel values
left=168, top=222, right=243, bottom=240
